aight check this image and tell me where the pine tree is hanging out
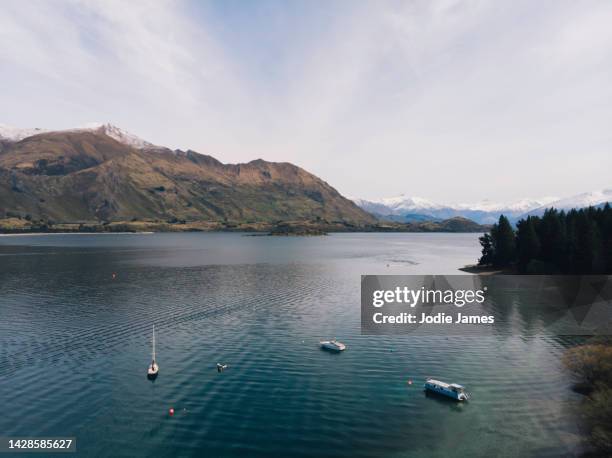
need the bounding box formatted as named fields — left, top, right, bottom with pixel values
left=478, top=233, right=494, bottom=265
left=573, top=211, right=597, bottom=273
left=602, top=203, right=612, bottom=272
left=492, top=215, right=515, bottom=267
left=538, top=209, right=566, bottom=268
left=516, top=216, right=540, bottom=273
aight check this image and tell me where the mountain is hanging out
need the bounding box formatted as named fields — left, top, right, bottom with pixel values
left=526, top=189, right=612, bottom=216
left=0, top=123, right=155, bottom=149
left=0, top=124, right=49, bottom=142
left=354, top=195, right=557, bottom=224
left=0, top=125, right=375, bottom=226
left=79, top=123, right=157, bottom=149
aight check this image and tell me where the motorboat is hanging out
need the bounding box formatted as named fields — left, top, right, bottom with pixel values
left=320, top=339, right=346, bottom=352
left=424, top=378, right=469, bottom=401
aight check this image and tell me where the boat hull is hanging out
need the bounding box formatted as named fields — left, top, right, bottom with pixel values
left=320, top=342, right=346, bottom=352
left=424, top=381, right=467, bottom=401
left=147, top=363, right=159, bottom=379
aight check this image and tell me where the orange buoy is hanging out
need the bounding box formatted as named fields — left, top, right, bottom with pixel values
left=169, top=408, right=174, bottom=416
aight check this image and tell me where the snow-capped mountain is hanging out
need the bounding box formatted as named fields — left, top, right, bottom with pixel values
left=0, top=124, right=49, bottom=141
left=455, top=198, right=559, bottom=213
left=379, top=196, right=444, bottom=211
left=353, top=195, right=558, bottom=224
left=351, top=196, right=443, bottom=218
left=527, top=189, right=612, bottom=215
left=0, top=127, right=374, bottom=225
left=80, top=123, right=154, bottom=149
left=355, top=190, right=611, bottom=224
left=0, top=123, right=154, bottom=149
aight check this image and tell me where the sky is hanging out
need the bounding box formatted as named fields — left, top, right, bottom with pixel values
left=1, top=0, right=611, bottom=203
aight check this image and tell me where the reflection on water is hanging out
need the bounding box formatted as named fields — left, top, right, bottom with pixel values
left=0, top=233, right=584, bottom=457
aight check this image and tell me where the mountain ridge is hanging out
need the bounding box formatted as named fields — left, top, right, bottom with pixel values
left=0, top=122, right=155, bottom=149
left=354, top=190, right=611, bottom=224
left=526, top=189, right=612, bottom=216
left=0, top=125, right=375, bottom=226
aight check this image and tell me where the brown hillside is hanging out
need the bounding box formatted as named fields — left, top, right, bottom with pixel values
left=0, top=130, right=375, bottom=225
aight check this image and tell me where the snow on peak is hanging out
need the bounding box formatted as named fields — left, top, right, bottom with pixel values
left=455, top=197, right=559, bottom=212
left=379, top=195, right=442, bottom=211
left=0, top=124, right=49, bottom=141
left=359, top=194, right=555, bottom=214
left=531, top=189, right=612, bottom=212
left=355, top=189, right=611, bottom=223
left=77, top=123, right=154, bottom=149
left=0, top=122, right=154, bottom=149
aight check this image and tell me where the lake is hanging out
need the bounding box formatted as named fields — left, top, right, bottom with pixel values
left=0, top=233, right=584, bottom=457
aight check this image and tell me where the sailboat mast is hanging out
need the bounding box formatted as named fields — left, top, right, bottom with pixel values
left=152, top=325, right=156, bottom=362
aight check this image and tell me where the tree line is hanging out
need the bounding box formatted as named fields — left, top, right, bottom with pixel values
left=478, top=203, right=612, bottom=274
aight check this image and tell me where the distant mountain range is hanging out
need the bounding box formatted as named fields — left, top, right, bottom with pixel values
left=0, top=124, right=374, bottom=225
left=354, top=190, right=612, bottom=224
left=525, top=189, right=612, bottom=216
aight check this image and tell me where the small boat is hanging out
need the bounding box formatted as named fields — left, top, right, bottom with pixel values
left=320, top=339, right=346, bottom=352
left=424, top=378, right=469, bottom=401
left=147, top=325, right=159, bottom=379
left=216, top=363, right=228, bottom=372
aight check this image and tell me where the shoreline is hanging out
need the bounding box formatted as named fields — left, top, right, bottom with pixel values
left=0, top=217, right=488, bottom=236
left=458, top=264, right=515, bottom=275
left=0, top=231, right=155, bottom=237
left=0, top=229, right=486, bottom=236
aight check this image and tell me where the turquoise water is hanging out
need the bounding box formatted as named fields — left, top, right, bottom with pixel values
left=0, top=233, right=583, bottom=457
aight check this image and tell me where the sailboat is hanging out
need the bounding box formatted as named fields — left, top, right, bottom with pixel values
left=147, top=325, right=159, bottom=379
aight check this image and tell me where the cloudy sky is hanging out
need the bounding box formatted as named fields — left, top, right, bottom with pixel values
left=1, top=0, right=611, bottom=203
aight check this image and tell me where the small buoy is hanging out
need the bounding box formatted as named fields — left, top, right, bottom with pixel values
left=407, top=379, right=413, bottom=385
left=169, top=407, right=175, bottom=416
left=112, top=273, right=116, bottom=279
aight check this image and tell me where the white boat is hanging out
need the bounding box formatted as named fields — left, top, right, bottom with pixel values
left=147, top=325, right=159, bottom=379
left=320, top=339, right=346, bottom=352
left=424, top=378, right=469, bottom=401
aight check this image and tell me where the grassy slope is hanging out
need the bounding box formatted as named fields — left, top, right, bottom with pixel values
left=0, top=131, right=375, bottom=225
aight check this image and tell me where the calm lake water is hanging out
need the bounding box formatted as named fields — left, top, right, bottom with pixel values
left=0, top=233, right=583, bottom=457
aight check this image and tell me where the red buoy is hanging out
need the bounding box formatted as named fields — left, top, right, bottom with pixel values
left=169, top=408, right=175, bottom=416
